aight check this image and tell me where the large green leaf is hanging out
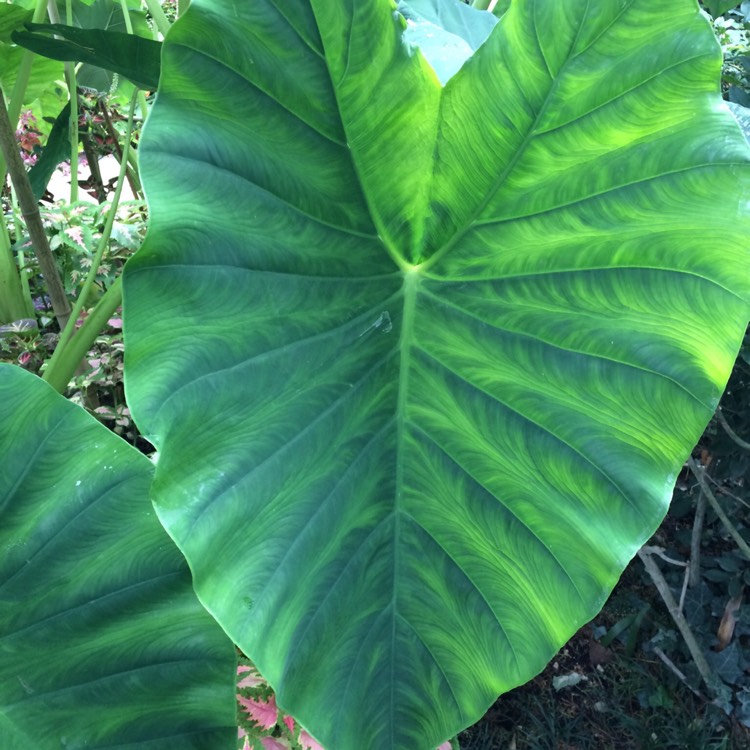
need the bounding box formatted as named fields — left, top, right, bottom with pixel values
left=0, top=365, right=237, bottom=748
left=123, top=1, right=750, bottom=748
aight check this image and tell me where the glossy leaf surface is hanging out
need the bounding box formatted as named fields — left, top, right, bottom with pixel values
left=124, top=1, right=750, bottom=748
left=0, top=365, right=237, bottom=749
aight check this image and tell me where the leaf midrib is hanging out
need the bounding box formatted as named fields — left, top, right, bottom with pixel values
left=390, top=268, right=420, bottom=746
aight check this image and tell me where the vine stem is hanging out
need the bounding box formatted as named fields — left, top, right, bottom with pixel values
left=638, top=547, right=717, bottom=692
left=715, top=407, right=750, bottom=451
left=688, top=490, right=706, bottom=588
left=687, top=456, right=750, bottom=560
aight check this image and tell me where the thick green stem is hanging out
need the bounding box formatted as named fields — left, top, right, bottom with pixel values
left=43, top=94, right=136, bottom=392
left=142, top=0, right=171, bottom=37
left=118, top=0, right=151, bottom=118
left=7, top=0, right=49, bottom=123
left=8, top=185, right=35, bottom=317
left=0, top=216, right=29, bottom=322
left=42, top=275, right=122, bottom=393
left=0, top=89, right=70, bottom=331
left=471, top=0, right=491, bottom=8
left=66, top=6, right=78, bottom=202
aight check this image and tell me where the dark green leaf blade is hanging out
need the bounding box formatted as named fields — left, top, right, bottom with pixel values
left=12, top=23, right=161, bottom=89
left=28, top=101, right=70, bottom=201
left=123, top=1, right=750, bottom=749
left=0, top=365, right=236, bottom=748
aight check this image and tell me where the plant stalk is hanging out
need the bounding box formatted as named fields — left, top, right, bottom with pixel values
left=118, top=0, right=151, bottom=118
left=43, top=93, right=137, bottom=392
left=142, top=0, right=172, bottom=37
left=0, top=0, right=51, bottom=323
left=0, top=88, right=70, bottom=331
left=0, top=210, right=30, bottom=322
left=43, top=276, right=122, bottom=393
left=2, top=0, right=49, bottom=151
left=688, top=489, right=706, bottom=588
left=47, top=0, right=80, bottom=203
left=8, top=184, right=35, bottom=317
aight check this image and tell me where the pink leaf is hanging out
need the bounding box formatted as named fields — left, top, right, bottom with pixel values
left=237, top=664, right=265, bottom=689
left=64, top=226, right=86, bottom=249
left=237, top=673, right=265, bottom=688
left=238, top=694, right=278, bottom=729
left=261, top=738, right=290, bottom=750
left=107, top=317, right=123, bottom=329
left=437, top=743, right=452, bottom=750
left=299, top=730, right=325, bottom=750
left=282, top=715, right=295, bottom=733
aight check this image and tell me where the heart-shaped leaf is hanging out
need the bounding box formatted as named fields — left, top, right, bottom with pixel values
left=123, top=1, right=750, bottom=748
left=0, top=365, right=237, bottom=748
